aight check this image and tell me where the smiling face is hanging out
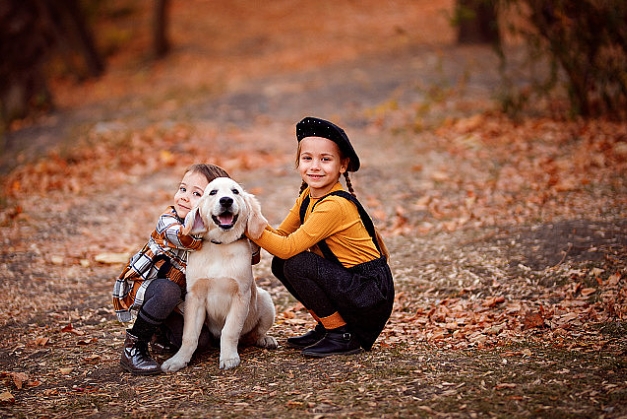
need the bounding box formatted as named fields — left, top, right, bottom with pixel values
left=207, top=178, right=244, bottom=231
left=183, top=177, right=268, bottom=244
left=298, top=137, right=349, bottom=198
left=174, top=170, right=210, bottom=219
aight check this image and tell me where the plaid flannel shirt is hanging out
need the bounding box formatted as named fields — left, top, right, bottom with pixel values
left=112, top=206, right=202, bottom=322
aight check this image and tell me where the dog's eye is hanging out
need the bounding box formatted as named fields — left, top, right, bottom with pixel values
left=209, top=190, right=218, bottom=195
left=232, top=189, right=239, bottom=195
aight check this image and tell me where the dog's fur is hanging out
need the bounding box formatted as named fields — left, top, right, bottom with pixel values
left=161, top=177, right=276, bottom=372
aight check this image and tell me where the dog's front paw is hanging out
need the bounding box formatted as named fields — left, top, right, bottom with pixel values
left=257, top=336, right=278, bottom=349
left=161, top=356, right=188, bottom=373
left=219, top=354, right=240, bottom=370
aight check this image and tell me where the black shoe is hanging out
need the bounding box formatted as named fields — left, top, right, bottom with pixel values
left=150, top=327, right=179, bottom=355
left=301, top=327, right=362, bottom=358
left=286, top=323, right=326, bottom=348
left=120, top=330, right=162, bottom=375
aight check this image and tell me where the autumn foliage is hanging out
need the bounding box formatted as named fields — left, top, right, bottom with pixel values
left=1, top=1, right=626, bottom=417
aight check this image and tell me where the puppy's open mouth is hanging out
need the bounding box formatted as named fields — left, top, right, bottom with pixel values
left=212, top=211, right=238, bottom=230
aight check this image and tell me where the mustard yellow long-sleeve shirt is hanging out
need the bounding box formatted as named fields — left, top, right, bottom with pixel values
left=254, top=183, right=380, bottom=268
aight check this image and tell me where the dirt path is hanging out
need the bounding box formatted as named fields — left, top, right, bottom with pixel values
left=1, top=1, right=626, bottom=417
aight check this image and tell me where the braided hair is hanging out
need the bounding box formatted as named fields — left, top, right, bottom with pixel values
left=343, top=172, right=356, bottom=197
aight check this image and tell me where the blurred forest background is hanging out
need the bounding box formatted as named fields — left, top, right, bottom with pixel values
left=1, top=0, right=626, bottom=135
left=1, top=1, right=626, bottom=417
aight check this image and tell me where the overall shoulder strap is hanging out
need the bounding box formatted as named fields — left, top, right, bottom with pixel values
left=298, top=193, right=339, bottom=263
left=325, top=191, right=385, bottom=257
left=299, top=194, right=310, bottom=224
left=298, top=190, right=385, bottom=259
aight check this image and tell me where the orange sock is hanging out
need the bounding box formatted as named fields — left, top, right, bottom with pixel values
left=319, top=312, right=347, bottom=330
left=308, top=310, right=321, bottom=323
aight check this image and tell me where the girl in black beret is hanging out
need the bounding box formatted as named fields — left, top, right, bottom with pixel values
left=250, top=117, right=394, bottom=357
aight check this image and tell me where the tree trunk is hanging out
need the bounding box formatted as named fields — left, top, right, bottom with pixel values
left=40, top=0, right=105, bottom=79
left=0, top=0, right=53, bottom=127
left=153, top=0, right=170, bottom=59
left=456, top=0, right=500, bottom=46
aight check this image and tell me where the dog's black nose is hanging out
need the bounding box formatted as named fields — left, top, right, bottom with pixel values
left=219, top=197, right=233, bottom=207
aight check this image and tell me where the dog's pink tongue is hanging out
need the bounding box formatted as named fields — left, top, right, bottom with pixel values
left=218, top=213, right=234, bottom=225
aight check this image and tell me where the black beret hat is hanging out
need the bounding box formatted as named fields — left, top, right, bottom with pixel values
left=296, top=116, right=360, bottom=172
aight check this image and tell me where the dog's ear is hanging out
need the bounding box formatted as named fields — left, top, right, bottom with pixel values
left=182, top=207, right=207, bottom=236
left=243, top=192, right=268, bottom=240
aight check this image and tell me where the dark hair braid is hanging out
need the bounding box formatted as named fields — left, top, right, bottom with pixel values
left=298, top=181, right=308, bottom=197
left=343, top=172, right=356, bottom=197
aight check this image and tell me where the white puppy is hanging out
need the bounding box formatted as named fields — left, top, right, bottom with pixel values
left=161, top=177, right=276, bottom=372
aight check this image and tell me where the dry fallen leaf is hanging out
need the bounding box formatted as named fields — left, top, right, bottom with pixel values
left=50, top=256, right=65, bottom=265
left=0, top=391, right=15, bottom=404
left=94, top=252, right=131, bottom=264
left=523, top=312, right=545, bottom=330
left=32, top=336, right=49, bottom=346
left=0, top=5, right=625, bottom=418
left=9, top=372, right=28, bottom=390
left=483, top=296, right=505, bottom=308
left=83, top=355, right=102, bottom=364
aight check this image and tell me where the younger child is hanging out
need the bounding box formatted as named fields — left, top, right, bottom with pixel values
left=250, top=117, right=395, bottom=357
left=112, top=163, right=230, bottom=375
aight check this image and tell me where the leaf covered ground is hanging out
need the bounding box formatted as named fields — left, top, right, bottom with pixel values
left=1, top=1, right=626, bottom=418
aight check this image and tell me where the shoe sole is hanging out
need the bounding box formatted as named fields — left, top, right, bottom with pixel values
left=286, top=340, right=321, bottom=349
left=301, top=347, right=363, bottom=358
left=120, top=362, right=162, bottom=376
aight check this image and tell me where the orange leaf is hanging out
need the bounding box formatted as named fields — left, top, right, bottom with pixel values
left=523, top=312, right=545, bottom=330
left=580, top=288, right=597, bottom=296
left=0, top=391, right=15, bottom=404
left=483, top=296, right=505, bottom=308
left=10, top=372, right=28, bottom=390
left=33, top=336, right=49, bottom=346
left=83, top=355, right=102, bottom=364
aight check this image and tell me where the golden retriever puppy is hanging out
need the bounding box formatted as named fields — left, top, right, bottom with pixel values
left=161, top=177, right=277, bottom=372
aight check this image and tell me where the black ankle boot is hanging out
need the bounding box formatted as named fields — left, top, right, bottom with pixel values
left=121, top=316, right=162, bottom=375
left=301, top=326, right=362, bottom=358
left=120, top=329, right=161, bottom=375
left=286, top=323, right=326, bottom=348
left=150, top=326, right=178, bottom=355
